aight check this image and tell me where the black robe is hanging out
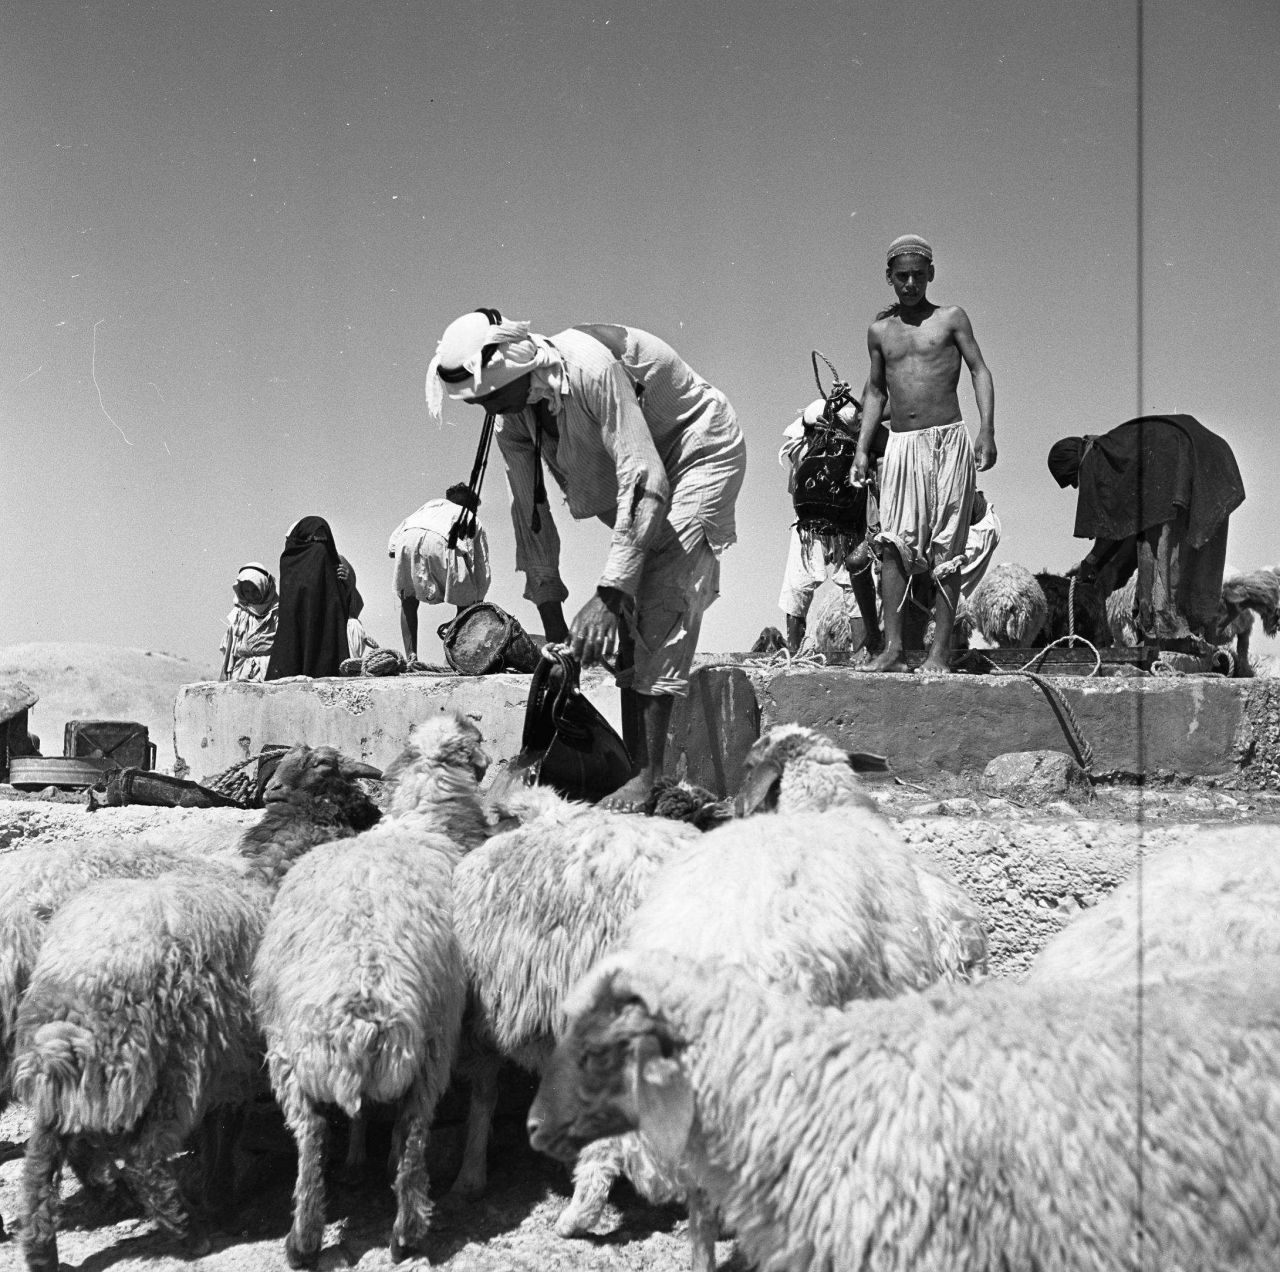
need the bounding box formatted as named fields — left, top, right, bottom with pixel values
left=1073, top=414, right=1244, bottom=549
left=265, top=516, right=348, bottom=679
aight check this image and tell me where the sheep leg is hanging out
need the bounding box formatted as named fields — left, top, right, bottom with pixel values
left=389, top=1077, right=436, bottom=1263
left=337, top=1109, right=368, bottom=1185
left=19, top=1120, right=63, bottom=1272
left=686, top=1186, right=718, bottom=1272
left=199, top=1102, right=246, bottom=1228
left=116, top=1094, right=211, bottom=1258
left=555, top=1136, right=624, bottom=1237
left=281, top=1086, right=328, bottom=1270
left=117, top=1150, right=211, bottom=1258
left=447, top=1048, right=500, bottom=1201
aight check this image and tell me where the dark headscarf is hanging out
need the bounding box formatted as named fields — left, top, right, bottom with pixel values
left=1060, top=415, right=1245, bottom=547
left=1047, top=437, right=1086, bottom=489
left=265, top=516, right=348, bottom=679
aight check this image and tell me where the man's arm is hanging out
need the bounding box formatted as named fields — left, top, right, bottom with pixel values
left=853, top=337, right=888, bottom=486
left=570, top=360, right=670, bottom=667
left=593, top=360, right=671, bottom=596
left=952, top=307, right=996, bottom=471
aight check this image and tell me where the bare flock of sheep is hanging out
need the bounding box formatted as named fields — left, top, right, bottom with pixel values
left=2, top=713, right=1280, bottom=1271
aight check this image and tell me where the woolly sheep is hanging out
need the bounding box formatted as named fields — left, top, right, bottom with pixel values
left=0, top=745, right=380, bottom=1103
left=0, top=743, right=380, bottom=1245
left=1033, top=571, right=1113, bottom=647
left=734, top=722, right=987, bottom=983
left=1108, top=567, right=1280, bottom=674
left=532, top=948, right=1280, bottom=1272
left=251, top=712, right=491, bottom=1268
left=447, top=780, right=702, bottom=1213
left=1028, top=826, right=1280, bottom=985
left=558, top=802, right=985, bottom=1263
left=13, top=864, right=267, bottom=1270
left=964, top=561, right=1048, bottom=648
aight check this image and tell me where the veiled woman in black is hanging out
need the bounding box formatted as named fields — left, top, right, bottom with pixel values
left=265, top=516, right=349, bottom=679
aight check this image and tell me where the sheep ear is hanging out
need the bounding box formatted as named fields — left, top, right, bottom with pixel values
left=631, top=1035, right=694, bottom=1163
left=733, top=759, right=780, bottom=817
left=338, top=755, right=383, bottom=780
left=845, top=751, right=889, bottom=773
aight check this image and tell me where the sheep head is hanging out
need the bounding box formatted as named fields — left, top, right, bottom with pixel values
left=529, top=952, right=694, bottom=1167
left=1217, top=569, right=1280, bottom=642
left=734, top=723, right=886, bottom=817
left=262, top=745, right=382, bottom=804
left=382, top=711, right=490, bottom=817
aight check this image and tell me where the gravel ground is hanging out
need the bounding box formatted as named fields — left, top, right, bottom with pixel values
left=1, top=775, right=1275, bottom=1270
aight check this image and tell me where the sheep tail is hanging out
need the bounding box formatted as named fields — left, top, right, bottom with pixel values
left=288, top=1016, right=419, bottom=1119
left=13, top=1021, right=97, bottom=1122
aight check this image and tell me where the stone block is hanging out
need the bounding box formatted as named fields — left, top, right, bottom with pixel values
left=980, top=750, right=1089, bottom=802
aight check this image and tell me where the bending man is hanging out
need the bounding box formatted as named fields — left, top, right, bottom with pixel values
left=1047, top=414, right=1244, bottom=645
left=427, top=310, right=746, bottom=809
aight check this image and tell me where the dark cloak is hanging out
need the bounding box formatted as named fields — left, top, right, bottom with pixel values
left=1071, top=414, right=1244, bottom=549
left=265, top=516, right=348, bottom=679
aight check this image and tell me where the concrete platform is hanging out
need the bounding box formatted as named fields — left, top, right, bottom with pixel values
left=173, top=661, right=1271, bottom=791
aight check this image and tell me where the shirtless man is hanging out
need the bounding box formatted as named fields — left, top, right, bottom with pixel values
left=852, top=234, right=996, bottom=673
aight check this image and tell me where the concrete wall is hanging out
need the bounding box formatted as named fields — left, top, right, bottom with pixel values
left=174, top=671, right=624, bottom=782
left=757, top=669, right=1251, bottom=781
left=174, top=663, right=1259, bottom=789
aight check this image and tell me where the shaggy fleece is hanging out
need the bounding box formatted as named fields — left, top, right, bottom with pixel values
left=452, top=788, right=700, bottom=1065
left=253, top=827, right=465, bottom=1116
left=552, top=950, right=1280, bottom=1272
left=13, top=865, right=265, bottom=1136
left=1029, top=824, right=1280, bottom=985
left=625, top=810, right=944, bottom=1000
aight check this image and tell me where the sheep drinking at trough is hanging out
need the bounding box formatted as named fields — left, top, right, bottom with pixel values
left=251, top=712, right=491, bottom=1267
left=962, top=561, right=1049, bottom=648
left=0, top=743, right=382, bottom=1242
left=531, top=948, right=1280, bottom=1272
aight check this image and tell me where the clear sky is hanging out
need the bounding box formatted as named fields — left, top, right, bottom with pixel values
left=2, top=0, right=1278, bottom=668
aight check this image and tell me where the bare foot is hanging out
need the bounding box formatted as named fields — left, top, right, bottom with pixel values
left=598, top=774, right=653, bottom=812
left=919, top=653, right=953, bottom=675
left=864, top=646, right=911, bottom=673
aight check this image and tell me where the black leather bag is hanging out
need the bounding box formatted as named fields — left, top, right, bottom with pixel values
left=510, top=647, right=632, bottom=802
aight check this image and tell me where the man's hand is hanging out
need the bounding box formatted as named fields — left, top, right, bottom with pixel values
left=1076, top=556, right=1100, bottom=586
left=851, top=451, right=871, bottom=487
left=570, top=592, right=623, bottom=668
left=975, top=430, right=997, bottom=472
